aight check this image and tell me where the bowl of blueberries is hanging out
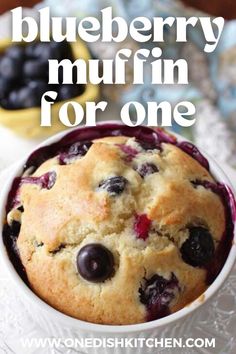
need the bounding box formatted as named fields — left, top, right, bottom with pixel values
left=0, top=38, right=99, bottom=139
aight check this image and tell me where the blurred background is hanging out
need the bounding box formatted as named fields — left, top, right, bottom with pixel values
left=1, top=2, right=236, bottom=353
left=0, top=0, right=236, bottom=174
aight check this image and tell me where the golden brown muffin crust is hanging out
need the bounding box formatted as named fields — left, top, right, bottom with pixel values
left=11, top=136, right=225, bottom=324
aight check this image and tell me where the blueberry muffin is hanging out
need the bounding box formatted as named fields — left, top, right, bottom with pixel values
left=3, top=124, right=235, bottom=325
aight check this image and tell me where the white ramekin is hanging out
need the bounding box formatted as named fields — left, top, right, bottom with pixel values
left=0, top=122, right=236, bottom=354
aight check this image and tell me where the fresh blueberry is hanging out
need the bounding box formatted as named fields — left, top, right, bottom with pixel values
left=49, top=41, right=75, bottom=83
left=2, top=221, right=28, bottom=284
left=139, top=273, right=180, bottom=321
left=135, top=163, right=159, bottom=178
left=0, top=77, right=12, bottom=100
left=58, top=84, right=83, bottom=101
left=27, top=80, right=48, bottom=96
left=21, top=171, right=57, bottom=190
left=3, top=220, right=21, bottom=254
left=6, top=45, right=25, bottom=60
left=26, top=42, right=61, bottom=61
left=50, top=40, right=74, bottom=61
left=118, top=144, right=138, bottom=162
left=8, top=80, right=49, bottom=109
left=10, top=220, right=21, bottom=238
left=0, top=56, right=22, bottom=80
left=25, top=43, right=37, bottom=58
left=77, top=243, right=115, bottom=283
left=8, top=86, right=40, bottom=109
left=98, top=176, right=128, bottom=196
left=37, top=171, right=57, bottom=189
left=180, top=227, right=215, bottom=267
left=59, top=141, right=92, bottom=165
left=8, top=90, right=18, bottom=108
left=0, top=98, right=12, bottom=109
left=68, top=141, right=92, bottom=156
left=137, top=139, right=160, bottom=151
left=23, top=60, right=48, bottom=79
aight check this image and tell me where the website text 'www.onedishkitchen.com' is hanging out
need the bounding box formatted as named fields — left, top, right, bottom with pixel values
left=20, top=336, right=215, bottom=350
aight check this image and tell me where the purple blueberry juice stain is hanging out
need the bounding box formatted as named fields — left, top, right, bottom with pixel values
left=135, top=163, right=159, bottom=178
left=139, top=273, right=180, bottom=321
left=59, top=141, right=92, bottom=165
left=23, top=125, right=206, bottom=172
left=4, top=171, right=56, bottom=282
left=191, top=179, right=236, bottom=284
left=117, top=144, right=138, bottom=162
left=23, top=124, right=175, bottom=171
left=137, top=139, right=161, bottom=151
left=177, top=141, right=209, bottom=171
left=98, top=176, right=128, bottom=196
left=2, top=221, right=28, bottom=284
left=6, top=171, right=56, bottom=213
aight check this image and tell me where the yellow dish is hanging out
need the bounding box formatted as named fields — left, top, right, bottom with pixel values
left=0, top=39, right=99, bottom=139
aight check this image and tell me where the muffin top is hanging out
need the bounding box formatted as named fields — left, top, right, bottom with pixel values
left=4, top=125, right=234, bottom=325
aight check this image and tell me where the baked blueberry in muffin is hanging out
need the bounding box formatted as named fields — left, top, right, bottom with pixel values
left=3, top=124, right=235, bottom=325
